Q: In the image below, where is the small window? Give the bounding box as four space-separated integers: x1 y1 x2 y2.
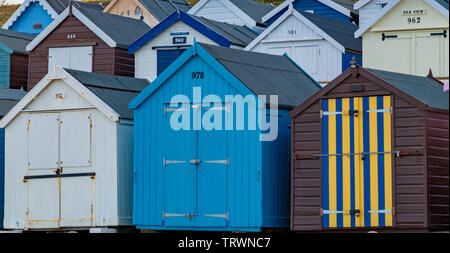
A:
134 6 142 16
33 23 43 30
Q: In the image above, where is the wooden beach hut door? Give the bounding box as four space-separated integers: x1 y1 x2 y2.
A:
25 112 94 229
163 103 228 227
321 96 393 229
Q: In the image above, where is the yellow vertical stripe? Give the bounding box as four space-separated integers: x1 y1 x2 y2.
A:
342 98 351 227
355 97 363 227
369 97 379 227
328 99 337 228
384 96 393 226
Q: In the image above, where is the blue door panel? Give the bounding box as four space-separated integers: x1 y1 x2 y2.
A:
157 49 186 76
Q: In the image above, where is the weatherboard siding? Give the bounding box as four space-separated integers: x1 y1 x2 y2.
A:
105 0 160 27
426 111 449 229
358 0 393 28
28 16 134 90
134 21 217 81
0 49 10 88
291 72 437 231
0 128 4 229
250 15 343 83
193 0 247 26
10 53 29 90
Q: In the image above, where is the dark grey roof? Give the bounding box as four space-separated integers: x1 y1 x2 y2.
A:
367 68 449 111
435 0 449 10
331 0 358 15
192 16 258 47
64 69 150 119
0 28 36 54
229 0 274 24
75 6 151 49
0 88 26 117
300 11 362 52
199 43 321 108
47 0 104 14
139 0 191 21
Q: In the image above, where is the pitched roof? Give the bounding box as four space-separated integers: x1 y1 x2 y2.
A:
0 88 27 117
139 0 191 21
300 10 361 52
200 43 321 108
48 0 104 14
367 68 448 111
65 69 150 119
128 10 258 53
435 0 449 10
0 28 36 54
228 0 274 24
26 4 151 51
76 6 151 49
331 0 358 15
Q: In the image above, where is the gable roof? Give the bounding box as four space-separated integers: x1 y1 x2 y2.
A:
188 0 274 26
2 0 103 30
129 42 321 110
246 8 361 52
0 88 27 118
262 0 352 24
128 10 258 54
290 65 448 118
355 0 449 37
26 4 150 51
0 66 149 127
0 28 36 54
65 69 150 120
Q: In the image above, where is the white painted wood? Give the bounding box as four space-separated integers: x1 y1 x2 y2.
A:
49 47 93 73
60 111 91 168
135 21 217 82
358 0 393 28
2 69 133 230
248 12 343 83
27 113 59 170
188 0 256 27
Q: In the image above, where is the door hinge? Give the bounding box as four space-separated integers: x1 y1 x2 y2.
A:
163 158 186 166
204 212 229 222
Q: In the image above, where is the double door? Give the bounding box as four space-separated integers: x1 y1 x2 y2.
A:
321 96 393 229
163 103 229 227
25 111 94 229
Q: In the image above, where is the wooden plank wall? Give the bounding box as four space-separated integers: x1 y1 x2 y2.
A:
10 53 28 90
426 111 449 229
291 73 433 231
28 16 134 90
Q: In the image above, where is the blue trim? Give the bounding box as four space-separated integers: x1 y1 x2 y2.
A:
136 225 262 232
152 45 191 49
362 96 371 227
336 98 343 227
170 32 189 36
129 42 254 110
0 41 13 55
349 98 355 228
283 53 322 88
322 99 329 228
128 10 230 54
377 96 386 227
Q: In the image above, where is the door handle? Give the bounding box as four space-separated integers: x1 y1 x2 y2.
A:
190 159 201 165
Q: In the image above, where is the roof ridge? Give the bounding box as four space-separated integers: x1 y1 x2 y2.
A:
215 56 305 74
196 17 247 45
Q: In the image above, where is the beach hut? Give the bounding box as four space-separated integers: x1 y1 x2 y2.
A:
129 42 320 231
290 64 449 232
0 66 149 232
246 5 362 85
262 0 359 26
354 0 449 82
0 88 27 230
128 10 258 82
25 3 150 90
2 0 103 34
0 29 35 91
187 0 274 30
103 0 191 27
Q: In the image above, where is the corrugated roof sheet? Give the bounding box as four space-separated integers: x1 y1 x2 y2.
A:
76 6 151 49
300 11 361 52
229 0 274 24
0 28 36 54
192 15 258 47
367 68 449 111
0 88 26 117
200 43 321 108
435 0 449 10
47 0 104 14
139 0 191 21
65 69 150 119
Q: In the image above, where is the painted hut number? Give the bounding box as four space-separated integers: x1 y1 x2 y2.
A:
407 17 421 24
288 30 297 35
192 72 204 79
67 34 76 39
